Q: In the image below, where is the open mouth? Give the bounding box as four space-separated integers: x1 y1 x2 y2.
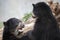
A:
17 25 25 34
17 27 24 36
18 28 23 30
18 29 23 32
16 24 25 35
17 30 23 35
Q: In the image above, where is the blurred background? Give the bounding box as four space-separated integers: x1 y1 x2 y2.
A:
0 0 60 21
0 0 60 28
0 0 60 40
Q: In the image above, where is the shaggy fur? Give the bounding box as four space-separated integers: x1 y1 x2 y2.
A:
2 18 30 40
32 2 60 40
2 2 60 40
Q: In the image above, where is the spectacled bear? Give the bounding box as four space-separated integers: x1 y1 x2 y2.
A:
2 2 60 40
32 2 60 40
3 18 31 40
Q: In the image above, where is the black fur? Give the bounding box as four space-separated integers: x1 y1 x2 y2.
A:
3 2 60 40
32 2 60 40
3 18 30 40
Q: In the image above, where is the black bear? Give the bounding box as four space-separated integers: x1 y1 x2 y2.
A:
3 18 30 40
2 2 60 40
32 2 60 40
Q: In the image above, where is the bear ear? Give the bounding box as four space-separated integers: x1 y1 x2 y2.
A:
3 22 7 26
32 4 35 7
